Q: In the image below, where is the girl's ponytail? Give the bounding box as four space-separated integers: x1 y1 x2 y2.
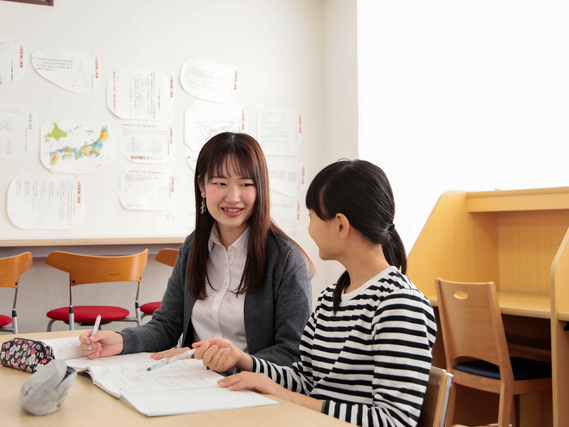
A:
383 226 406 274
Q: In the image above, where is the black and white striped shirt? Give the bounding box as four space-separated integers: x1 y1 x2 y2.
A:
251 266 436 427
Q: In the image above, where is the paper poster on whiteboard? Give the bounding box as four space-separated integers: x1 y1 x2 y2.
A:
267 160 307 197
184 101 246 153
0 38 26 91
119 121 174 163
169 212 195 229
257 108 302 156
0 104 38 159
32 49 100 94
270 193 301 238
107 68 174 120
180 60 238 104
120 167 174 211
7 175 84 229
186 150 198 172
40 120 114 173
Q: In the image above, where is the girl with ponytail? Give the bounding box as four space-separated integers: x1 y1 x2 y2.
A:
191 159 437 427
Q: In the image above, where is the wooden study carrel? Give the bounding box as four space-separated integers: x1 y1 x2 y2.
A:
406 186 569 427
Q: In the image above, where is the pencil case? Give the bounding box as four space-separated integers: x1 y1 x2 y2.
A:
0 338 56 373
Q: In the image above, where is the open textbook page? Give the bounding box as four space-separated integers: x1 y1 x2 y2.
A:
120 386 278 417
40 336 155 366
77 356 278 416
40 337 215 390
68 356 220 398
38 336 278 416
41 336 83 360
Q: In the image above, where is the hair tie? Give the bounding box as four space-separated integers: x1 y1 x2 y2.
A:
387 224 395 232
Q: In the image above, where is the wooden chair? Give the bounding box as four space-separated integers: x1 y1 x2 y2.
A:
417 366 453 427
140 248 179 319
435 278 552 427
45 249 148 331
0 252 33 334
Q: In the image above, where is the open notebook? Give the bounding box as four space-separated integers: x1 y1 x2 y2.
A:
41 336 278 417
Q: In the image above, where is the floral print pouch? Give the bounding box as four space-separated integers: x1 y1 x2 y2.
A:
0 338 55 373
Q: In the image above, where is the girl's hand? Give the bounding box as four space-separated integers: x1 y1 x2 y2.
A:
218 372 286 397
192 337 252 372
151 347 192 360
219 371 324 413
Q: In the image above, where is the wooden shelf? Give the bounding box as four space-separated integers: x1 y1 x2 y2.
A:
467 187 569 212
497 292 551 318
0 237 187 247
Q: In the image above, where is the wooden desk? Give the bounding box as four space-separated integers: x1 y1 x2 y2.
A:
0 331 349 427
407 187 569 427
426 291 551 319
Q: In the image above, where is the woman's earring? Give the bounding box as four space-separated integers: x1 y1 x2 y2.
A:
200 197 206 214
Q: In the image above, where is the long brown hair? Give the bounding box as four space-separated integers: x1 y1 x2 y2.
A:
189 132 310 299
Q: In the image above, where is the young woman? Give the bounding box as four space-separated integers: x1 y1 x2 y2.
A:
192 160 436 427
80 132 313 367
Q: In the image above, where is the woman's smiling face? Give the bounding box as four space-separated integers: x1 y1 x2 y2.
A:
200 159 257 245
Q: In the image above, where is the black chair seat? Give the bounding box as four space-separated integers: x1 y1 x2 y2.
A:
454 357 552 381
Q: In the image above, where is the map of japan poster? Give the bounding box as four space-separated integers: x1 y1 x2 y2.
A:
40 120 115 173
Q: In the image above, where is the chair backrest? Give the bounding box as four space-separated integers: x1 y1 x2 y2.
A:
46 250 148 286
0 252 33 289
155 248 178 268
417 366 453 427
435 278 512 378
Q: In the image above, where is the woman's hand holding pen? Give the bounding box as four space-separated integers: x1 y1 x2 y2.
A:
78 330 124 359
193 337 252 373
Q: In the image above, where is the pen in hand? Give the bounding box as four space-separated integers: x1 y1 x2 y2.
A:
147 349 196 372
87 315 101 352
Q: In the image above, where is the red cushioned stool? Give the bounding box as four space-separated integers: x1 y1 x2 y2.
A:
45 250 148 331
0 252 33 335
141 248 178 320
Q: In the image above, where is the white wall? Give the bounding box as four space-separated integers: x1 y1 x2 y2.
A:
0 0 360 333
317 0 360 291
358 1 569 253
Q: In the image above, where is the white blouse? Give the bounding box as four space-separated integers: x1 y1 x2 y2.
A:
191 225 248 352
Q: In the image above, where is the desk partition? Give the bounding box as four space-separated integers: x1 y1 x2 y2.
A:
551 228 569 427
407 186 569 427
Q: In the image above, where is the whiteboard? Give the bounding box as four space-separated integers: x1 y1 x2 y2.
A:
0 0 324 246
